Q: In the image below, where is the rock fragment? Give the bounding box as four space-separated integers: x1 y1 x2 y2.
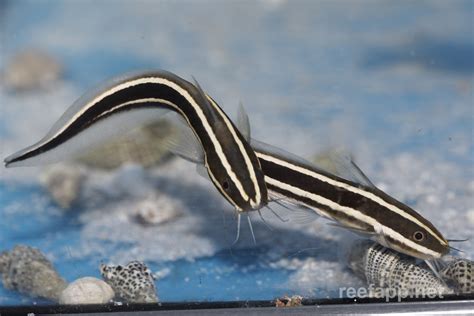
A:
134 194 183 226
39 163 85 209
275 295 303 307
77 120 175 169
2 50 62 91
0 245 67 301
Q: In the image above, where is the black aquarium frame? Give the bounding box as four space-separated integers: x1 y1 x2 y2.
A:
0 294 473 315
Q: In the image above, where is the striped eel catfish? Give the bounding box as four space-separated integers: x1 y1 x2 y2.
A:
252 140 449 260
4 70 268 212
204 97 449 261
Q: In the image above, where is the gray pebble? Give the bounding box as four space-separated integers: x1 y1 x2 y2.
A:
77 120 175 169
0 245 67 301
2 50 62 91
39 163 85 209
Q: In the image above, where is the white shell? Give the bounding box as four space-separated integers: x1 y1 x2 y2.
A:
134 194 182 225
59 277 114 305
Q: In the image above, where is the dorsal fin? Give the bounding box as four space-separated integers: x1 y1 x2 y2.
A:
251 138 318 168
236 102 251 142
313 148 375 188
252 138 375 188
191 76 219 122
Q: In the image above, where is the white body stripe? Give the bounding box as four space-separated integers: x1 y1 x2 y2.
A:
206 97 262 208
264 176 440 259
256 151 446 246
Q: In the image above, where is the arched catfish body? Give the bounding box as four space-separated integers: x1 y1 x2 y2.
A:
4 70 268 212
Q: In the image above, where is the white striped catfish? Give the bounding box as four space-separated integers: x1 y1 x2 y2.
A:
4 70 268 212
204 97 449 260
252 141 449 260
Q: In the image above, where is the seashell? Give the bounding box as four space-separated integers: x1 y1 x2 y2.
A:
101 261 158 303
39 163 85 209
76 119 175 169
59 277 114 305
0 245 67 301
134 194 183 226
346 240 452 297
2 50 62 91
440 258 473 294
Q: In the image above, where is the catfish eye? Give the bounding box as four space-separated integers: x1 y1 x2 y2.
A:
413 231 425 241
222 180 230 191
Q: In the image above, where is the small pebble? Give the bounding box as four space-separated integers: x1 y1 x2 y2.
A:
2 50 62 91
59 277 114 305
0 245 67 301
76 119 175 169
466 209 474 225
134 194 182 226
275 295 303 307
101 261 158 303
39 163 85 209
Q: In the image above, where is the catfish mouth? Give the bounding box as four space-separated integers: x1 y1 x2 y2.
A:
238 194 269 212
248 198 267 211
238 200 262 212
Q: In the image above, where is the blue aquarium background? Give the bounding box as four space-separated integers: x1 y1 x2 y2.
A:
0 0 472 304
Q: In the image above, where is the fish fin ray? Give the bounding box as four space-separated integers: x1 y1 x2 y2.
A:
251 138 317 168
314 148 375 188
196 163 210 180
328 222 375 237
269 194 320 225
163 114 205 164
236 102 251 142
191 76 219 122
5 108 167 167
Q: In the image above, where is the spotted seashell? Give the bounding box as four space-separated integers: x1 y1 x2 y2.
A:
101 261 158 303
440 258 473 294
0 245 67 301
347 240 452 297
59 277 114 305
